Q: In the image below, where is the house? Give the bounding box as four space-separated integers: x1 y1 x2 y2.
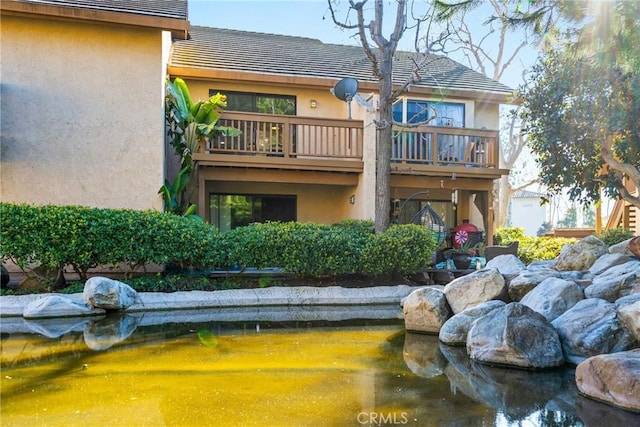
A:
507 190 547 236
0 0 189 210
168 27 512 243
1 0 512 246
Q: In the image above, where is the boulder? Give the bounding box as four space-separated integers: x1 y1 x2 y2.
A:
467 302 564 369
575 349 640 412
443 268 507 314
609 238 635 255
83 276 139 310
555 235 608 271
588 252 635 276
485 254 526 277
507 268 560 302
552 298 637 364
627 236 640 258
23 295 104 319
616 294 640 342
402 287 452 334
584 260 640 302
519 277 584 321
439 300 505 345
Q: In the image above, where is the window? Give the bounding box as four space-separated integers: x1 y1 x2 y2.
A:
209 194 296 231
209 90 296 116
393 100 465 127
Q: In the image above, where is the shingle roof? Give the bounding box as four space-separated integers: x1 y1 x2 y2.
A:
12 0 188 20
170 26 513 96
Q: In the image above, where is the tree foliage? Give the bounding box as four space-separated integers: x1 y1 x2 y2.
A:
520 1 640 209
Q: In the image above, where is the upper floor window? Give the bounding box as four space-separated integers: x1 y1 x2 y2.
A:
393 99 465 127
209 90 296 115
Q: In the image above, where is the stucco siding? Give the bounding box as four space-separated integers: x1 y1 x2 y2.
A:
203 180 361 224
1 15 165 210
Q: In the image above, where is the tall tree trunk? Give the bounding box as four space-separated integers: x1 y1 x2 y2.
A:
374 54 394 233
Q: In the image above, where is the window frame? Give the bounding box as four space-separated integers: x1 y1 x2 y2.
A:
208 90 297 116
393 98 466 127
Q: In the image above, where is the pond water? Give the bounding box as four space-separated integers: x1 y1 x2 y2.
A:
1 307 638 426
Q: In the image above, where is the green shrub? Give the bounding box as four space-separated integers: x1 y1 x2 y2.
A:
1 204 444 288
0 203 220 280
494 227 577 265
361 224 436 276
596 227 634 246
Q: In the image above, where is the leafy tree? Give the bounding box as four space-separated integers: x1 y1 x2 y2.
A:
536 221 552 236
583 206 595 228
433 0 592 227
557 206 577 228
520 1 640 211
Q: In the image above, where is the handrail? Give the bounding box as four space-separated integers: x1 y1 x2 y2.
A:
392 124 499 168
203 112 499 168
206 112 364 160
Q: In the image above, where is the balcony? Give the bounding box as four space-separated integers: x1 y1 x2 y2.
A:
194 112 501 177
391 124 502 178
194 112 364 173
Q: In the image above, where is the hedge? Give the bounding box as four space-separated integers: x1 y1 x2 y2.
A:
0 204 438 283
0 203 219 280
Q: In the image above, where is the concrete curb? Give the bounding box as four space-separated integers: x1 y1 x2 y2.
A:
0 285 421 318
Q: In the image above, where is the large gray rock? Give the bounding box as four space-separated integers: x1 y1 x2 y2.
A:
403 287 452 334
23 295 104 319
575 349 640 412
439 300 505 345
443 268 507 314
83 277 139 310
519 277 584 321
507 268 560 302
584 260 640 302
555 235 608 271
467 302 564 369
552 298 637 364
608 237 635 255
588 252 635 276
616 294 640 341
484 254 526 277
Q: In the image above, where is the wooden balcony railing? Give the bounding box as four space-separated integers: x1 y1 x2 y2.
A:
205 112 363 160
392 125 499 168
204 113 499 168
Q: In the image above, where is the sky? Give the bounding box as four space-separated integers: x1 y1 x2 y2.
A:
187 0 538 89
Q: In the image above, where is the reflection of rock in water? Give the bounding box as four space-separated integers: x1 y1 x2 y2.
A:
403 333 447 378
25 317 92 338
84 314 139 350
576 394 640 426
441 341 582 424
468 362 572 422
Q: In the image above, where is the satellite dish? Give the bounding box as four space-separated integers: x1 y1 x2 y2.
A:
333 77 359 119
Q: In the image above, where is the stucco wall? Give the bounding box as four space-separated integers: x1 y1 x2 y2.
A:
204 181 358 224
1 15 165 210
509 198 547 236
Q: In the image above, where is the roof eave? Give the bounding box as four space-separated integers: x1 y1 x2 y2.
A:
1 0 190 39
168 65 516 104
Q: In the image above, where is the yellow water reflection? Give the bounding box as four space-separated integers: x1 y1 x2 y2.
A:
2 324 415 426
0 320 607 426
